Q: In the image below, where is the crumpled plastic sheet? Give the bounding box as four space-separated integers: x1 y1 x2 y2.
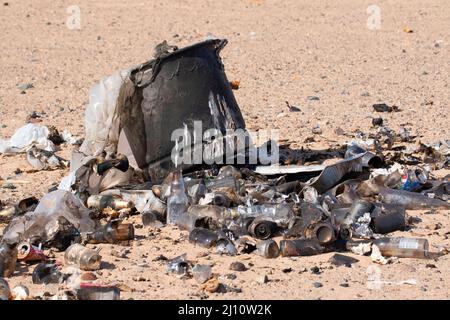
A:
58 152 132 197
79 68 131 158
0 124 55 154
2 190 95 245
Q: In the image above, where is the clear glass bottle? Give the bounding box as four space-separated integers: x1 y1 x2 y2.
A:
373 237 429 259
84 221 134 244
166 170 189 225
64 243 102 271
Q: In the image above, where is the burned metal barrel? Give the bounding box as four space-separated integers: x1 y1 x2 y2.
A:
120 39 246 182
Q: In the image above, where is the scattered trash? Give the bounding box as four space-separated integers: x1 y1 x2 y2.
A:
1 38 448 300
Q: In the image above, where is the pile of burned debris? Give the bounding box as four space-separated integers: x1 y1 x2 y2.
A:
0 39 449 300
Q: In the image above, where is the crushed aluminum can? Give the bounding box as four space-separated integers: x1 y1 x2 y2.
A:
17 242 46 263
401 168 427 192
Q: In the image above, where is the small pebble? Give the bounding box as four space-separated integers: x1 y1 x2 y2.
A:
310 266 321 275
230 262 247 272
312 125 322 135
2 183 16 189
372 117 383 126
258 275 269 284
313 282 323 288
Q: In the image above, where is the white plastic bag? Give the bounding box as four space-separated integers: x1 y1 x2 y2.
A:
80 68 131 157
0 124 55 154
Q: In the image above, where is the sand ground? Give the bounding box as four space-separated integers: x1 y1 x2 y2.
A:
1 0 449 300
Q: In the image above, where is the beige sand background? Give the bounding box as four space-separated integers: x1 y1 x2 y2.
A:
1 0 449 299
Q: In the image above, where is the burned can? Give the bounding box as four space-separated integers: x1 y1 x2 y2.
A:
32 263 63 284
141 210 164 227
17 197 39 213
213 192 233 207
172 213 213 232
0 278 10 300
77 283 120 300
84 220 134 244
217 165 243 180
17 242 46 263
370 206 406 234
256 240 280 259
279 239 325 257
189 228 219 248
144 195 167 220
312 222 336 245
338 225 353 241
96 154 129 176
87 195 133 210
248 219 278 240
344 200 374 225
64 244 102 271
401 168 427 192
